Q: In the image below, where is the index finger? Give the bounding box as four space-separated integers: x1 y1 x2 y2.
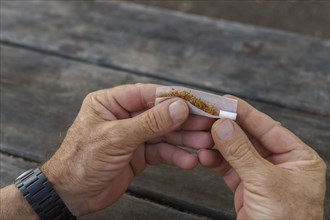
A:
88 83 160 120
109 83 160 112
226 95 305 154
110 84 214 129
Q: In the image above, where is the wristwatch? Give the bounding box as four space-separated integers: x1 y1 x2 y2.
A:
15 168 76 220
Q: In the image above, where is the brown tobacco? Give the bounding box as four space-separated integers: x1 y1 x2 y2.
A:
158 90 219 116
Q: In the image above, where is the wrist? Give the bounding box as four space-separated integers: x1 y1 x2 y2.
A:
0 184 39 220
41 157 87 217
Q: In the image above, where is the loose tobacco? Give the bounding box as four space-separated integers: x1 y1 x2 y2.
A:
158 89 219 116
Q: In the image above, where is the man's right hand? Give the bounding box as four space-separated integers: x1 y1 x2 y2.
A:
198 96 327 219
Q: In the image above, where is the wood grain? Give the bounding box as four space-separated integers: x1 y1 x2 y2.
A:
0 1 329 114
1 44 329 218
0 153 208 220
0 154 36 187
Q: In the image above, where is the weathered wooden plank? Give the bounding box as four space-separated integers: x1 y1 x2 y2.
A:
81 193 209 220
0 1 329 114
0 153 208 220
1 45 329 218
0 154 36 187
0 47 158 162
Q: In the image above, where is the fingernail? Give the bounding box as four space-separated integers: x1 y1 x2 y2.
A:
216 120 234 140
169 100 187 123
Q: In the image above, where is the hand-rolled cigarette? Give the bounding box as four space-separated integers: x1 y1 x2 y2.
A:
155 86 238 120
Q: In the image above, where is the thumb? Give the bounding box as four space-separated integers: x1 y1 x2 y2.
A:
120 99 189 145
211 119 269 181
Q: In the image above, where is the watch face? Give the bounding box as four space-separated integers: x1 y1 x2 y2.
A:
16 168 34 181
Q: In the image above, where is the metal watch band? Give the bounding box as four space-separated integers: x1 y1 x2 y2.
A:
15 168 76 220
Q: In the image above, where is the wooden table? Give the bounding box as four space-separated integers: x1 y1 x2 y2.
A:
1 1 329 219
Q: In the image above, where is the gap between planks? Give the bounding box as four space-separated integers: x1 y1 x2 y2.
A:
0 150 38 165
1 40 326 117
128 185 235 220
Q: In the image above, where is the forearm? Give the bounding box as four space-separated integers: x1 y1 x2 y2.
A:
0 184 39 220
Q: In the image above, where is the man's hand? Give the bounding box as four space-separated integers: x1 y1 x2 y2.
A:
198 97 327 219
41 84 214 217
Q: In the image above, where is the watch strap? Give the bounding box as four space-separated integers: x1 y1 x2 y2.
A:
15 168 76 220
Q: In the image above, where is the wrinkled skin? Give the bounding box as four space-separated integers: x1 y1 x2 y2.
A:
41 84 215 216
198 96 327 219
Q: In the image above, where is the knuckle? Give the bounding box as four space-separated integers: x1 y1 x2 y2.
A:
225 137 251 163
80 91 112 122
83 92 98 106
274 120 282 126
134 83 144 88
83 92 106 114
85 92 96 100
144 111 162 134
143 109 170 134
320 159 327 173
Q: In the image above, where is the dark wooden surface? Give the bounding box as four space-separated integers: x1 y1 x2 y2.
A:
0 1 329 219
1 1 329 115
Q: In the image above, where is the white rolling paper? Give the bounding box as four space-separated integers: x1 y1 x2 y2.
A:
155 86 238 120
